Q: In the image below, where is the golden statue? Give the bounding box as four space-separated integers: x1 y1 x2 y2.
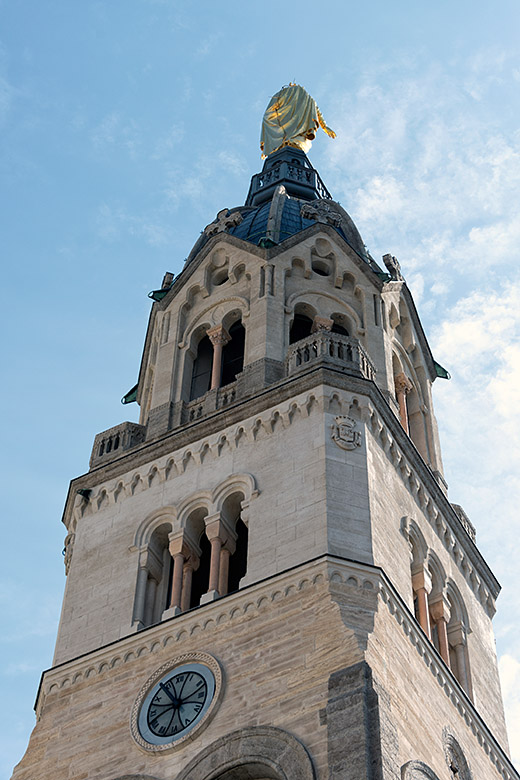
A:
260 83 336 158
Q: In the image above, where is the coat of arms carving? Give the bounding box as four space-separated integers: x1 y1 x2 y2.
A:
331 415 361 450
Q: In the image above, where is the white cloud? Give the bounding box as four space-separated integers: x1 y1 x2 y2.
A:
498 654 520 768
322 60 520 286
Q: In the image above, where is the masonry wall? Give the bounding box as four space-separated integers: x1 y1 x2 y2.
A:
14 559 515 780
54 387 339 665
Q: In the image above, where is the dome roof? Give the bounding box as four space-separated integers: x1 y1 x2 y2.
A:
184 147 382 272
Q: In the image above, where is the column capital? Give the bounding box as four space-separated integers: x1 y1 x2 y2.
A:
168 530 200 559
207 324 231 347
311 315 334 333
395 372 413 395
428 594 451 623
204 513 236 548
411 566 432 595
447 620 467 646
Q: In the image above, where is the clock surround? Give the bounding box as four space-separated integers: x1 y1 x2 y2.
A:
130 652 223 752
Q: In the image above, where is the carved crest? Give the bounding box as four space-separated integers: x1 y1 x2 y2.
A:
204 209 243 237
331 415 361 450
301 200 342 227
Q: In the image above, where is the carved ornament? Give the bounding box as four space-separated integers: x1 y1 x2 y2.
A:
204 209 243 237
331 415 362 450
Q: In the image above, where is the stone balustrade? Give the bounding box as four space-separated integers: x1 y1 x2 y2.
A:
90 421 146 468
285 332 376 382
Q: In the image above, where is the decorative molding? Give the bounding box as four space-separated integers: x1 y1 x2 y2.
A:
401 760 441 780
204 208 243 237
175 725 316 780
301 200 342 227
331 415 362 450
72 389 328 526
442 729 473 780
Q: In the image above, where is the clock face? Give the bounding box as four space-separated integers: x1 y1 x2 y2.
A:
137 662 216 746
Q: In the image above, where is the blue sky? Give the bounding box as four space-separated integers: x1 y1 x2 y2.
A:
2 0 520 775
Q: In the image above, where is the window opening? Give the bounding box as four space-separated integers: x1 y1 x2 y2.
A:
289 313 313 344
331 322 348 336
221 321 245 386
190 335 213 400
190 533 211 608
228 518 248 593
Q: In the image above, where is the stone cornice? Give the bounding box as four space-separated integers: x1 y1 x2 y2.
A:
37 555 518 780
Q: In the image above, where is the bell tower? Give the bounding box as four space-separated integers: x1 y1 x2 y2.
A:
12 90 519 780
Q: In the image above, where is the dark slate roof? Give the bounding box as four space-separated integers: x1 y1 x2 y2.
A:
229 198 317 245
184 148 382 270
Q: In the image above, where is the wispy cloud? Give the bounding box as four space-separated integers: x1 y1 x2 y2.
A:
499 654 520 767
324 56 520 767
91 111 141 158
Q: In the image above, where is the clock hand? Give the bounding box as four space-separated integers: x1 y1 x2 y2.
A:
159 682 179 707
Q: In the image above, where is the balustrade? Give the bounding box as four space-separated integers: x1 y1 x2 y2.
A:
285 332 375 381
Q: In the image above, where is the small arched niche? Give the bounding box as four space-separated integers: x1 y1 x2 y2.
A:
289 303 316 344
311 256 331 276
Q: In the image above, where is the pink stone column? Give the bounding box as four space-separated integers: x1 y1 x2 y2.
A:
207 325 231 391
169 552 185 610
429 597 451 667
180 561 194 612
218 547 232 597
395 372 412 434
208 537 223 593
412 568 432 640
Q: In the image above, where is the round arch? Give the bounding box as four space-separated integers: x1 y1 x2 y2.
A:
401 760 441 779
175 726 316 780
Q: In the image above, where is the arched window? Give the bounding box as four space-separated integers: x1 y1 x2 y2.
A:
221 320 245 387
290 313 313 344
190 334 213 400
446 587 472 696
220 492 249 595
133 523 173 630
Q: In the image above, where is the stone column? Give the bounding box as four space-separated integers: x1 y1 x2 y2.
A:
207 325 231 390
218 534 236 597
169 552 185 610
201 513 234 604
180 555 200 612
411 567 432 640
429 596 451 667
132 562 149 629
144 577 157 626
448 622 470 693
162 532 199 619
218 548 232 596
395 372 413 434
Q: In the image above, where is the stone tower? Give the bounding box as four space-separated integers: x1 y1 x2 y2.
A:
11 145 519 780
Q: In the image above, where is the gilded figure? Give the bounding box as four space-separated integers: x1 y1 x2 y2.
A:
260 83 336 158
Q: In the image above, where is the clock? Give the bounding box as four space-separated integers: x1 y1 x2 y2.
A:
130 653 223 752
